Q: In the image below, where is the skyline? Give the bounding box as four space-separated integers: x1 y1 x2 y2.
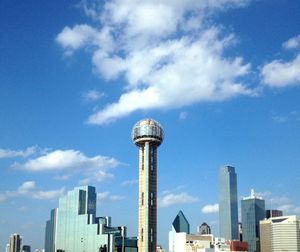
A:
1 0 300 250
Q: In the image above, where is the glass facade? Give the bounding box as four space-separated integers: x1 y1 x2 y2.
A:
55 186 109 252
172 211 190 233
45 208 57 252
266 209 283 219
132 119 164 144
45 186 137 252
219 166 238 240
22 245 31 252
241 196 265 252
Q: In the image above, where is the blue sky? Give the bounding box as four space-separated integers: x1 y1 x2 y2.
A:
1 0 300 250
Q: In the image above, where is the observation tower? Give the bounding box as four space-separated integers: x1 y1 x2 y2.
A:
132 119 164 252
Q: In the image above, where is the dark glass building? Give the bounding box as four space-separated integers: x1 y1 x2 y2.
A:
45 208 57 252
22 245 31 252
219 166 239 240
266 209 283 219
197 222 211 235
241 189 265 252
172 210 190 233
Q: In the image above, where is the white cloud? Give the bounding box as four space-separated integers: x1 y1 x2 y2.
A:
276 204 300 214
2 181 37 198
201 203 219 214
97 192 125 202
256 191 290 206
179 111 188 120
32 188 65 200
272 111 300 124
82 90 104 102
258 191 300 215
54 174 71 181
158 192 198 208
13 149 120 185
121 179 138 186
0 181 65 201
56 24 115 56
278 204 294 212
18 181 36 194
15 149 114 171
283 34 300 50
267 196 291 206
16 149 119 171
19 206 28 212
79 170 114 185
56 25 98 52
261 54 300 87
0 146 37 159
272 115 288 124
57 0 254 125
0 193 6 201
293 207 300 214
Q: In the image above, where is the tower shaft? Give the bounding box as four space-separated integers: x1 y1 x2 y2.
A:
138 142 157 252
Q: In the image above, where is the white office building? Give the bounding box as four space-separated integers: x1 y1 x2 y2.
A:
260 215 300 252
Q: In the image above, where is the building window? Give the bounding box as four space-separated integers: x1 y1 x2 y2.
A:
150 147 154 171
150 192 153 206
141 147 144 170
142 192 144 206
150 228 153 243
141 228 144 242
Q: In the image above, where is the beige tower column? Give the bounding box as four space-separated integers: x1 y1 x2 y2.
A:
132 119 163 252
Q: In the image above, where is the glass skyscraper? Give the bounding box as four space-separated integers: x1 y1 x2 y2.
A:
219 165 238 240
45 185 137 252
169 210 190 252
45 208 57 252
172 210 190 234
241 189 265 252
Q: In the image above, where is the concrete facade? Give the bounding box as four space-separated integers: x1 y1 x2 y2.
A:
260 215 300 252
132 119 163 252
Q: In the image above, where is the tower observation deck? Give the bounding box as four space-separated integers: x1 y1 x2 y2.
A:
132 119 164 252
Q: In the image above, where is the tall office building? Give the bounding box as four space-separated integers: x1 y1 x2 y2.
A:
219 165 239 240
260 215 300 252
54 186 109 252
266 209 283 219
45 185 137 252
44 208 57 252
241 189 265 252
6 244 10 252
22 245 31 252
9 233 22 252
197 222 211 235
132 119 164 252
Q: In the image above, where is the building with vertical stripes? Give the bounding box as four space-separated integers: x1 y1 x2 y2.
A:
132 119 164 252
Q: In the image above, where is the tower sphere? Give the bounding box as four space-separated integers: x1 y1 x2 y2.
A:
132 118 164 146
